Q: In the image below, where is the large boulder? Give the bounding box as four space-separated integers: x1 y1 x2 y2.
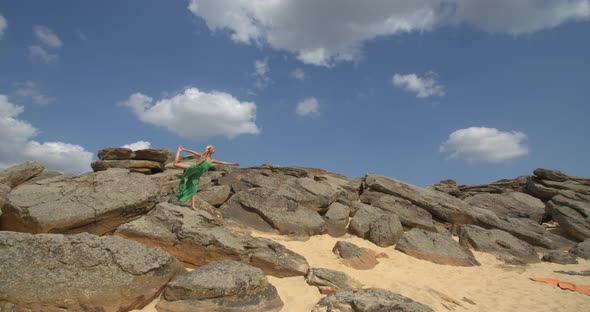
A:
541 251 578 265
395 228 480 266
546 194 590 241
274 177 343 212
312 288 434 312
156 260 283 312
458 225 540 264
463 192 545 223
525 168 590 201
97 147 133 160
427 179 460 197
367 214 404 247
305 268 363 295
372 194 436 231
323 202 350 237
0 161 44 189
197 184 232 207
349 204 382 238
569 239 590 259
1 169 160 234
332 241 382 270
0 231 182 311
132 148 173 163
115 203 309 277
91 159 164 174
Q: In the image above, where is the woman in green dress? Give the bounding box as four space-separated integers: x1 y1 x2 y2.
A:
173 144 239 213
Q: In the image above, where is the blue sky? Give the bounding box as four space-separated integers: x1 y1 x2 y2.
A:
1 1 589 186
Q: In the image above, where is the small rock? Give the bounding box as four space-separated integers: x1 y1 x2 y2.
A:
542 251 578 265
305 268 363 294
312 288 434 312
332 241 380 270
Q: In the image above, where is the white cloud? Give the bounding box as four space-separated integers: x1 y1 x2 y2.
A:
0 13 7 38
188 0 590 66
254 58 270 89
29 45 59 64
296 97 320 117
33 25 62 49
122 87 260 139
440 127 528 164
121 141 152 151
290 68 305 80
392 72 445 98
14 81 55 105
0 94 92 173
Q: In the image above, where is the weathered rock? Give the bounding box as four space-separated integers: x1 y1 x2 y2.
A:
133 148 172 163
349 204 383 238
18 169 71 186
91 159 164 173
0 231 182 311
395 228 480 266
332 241 381 270
542 251 578 265
198 185 232 207
367 214 404 247
312 288 434 312
373 194 436 231
464 192 545 223
97 147 133 160
525 168 590 201
219 187 326 236
364 173 476 224
275 177 343 212
457 176 529 198
0 169 160 234
156 260 283 312
427 179 460 196
0 161 44 189
324 202 350 237
458 225 540 264
569 239 590 259
305 268 363 295
115 203 309 277
546 195 590 241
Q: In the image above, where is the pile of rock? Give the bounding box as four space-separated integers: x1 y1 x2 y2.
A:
91 147 173 174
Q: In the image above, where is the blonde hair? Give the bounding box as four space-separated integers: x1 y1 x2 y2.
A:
199 145 214 161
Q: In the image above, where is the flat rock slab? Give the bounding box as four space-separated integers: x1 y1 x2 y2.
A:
115 203 309 278
332 241 384 270
458 225 540 264
1 169 160 234
0 231 182 311
91 159 164 173
396 228 480 266
312 288 434 312
156 260 283 312
546 195 590 241
0 161 44 189
132 148 173 163
464 192 545 223
542 251 578 265
98 147 134 160
305 268 363 295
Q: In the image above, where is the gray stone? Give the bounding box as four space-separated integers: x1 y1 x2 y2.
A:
0 169 160 234
332 241 380 270
427 179 460 197
458 225 540 264
395 228 480 266
0 231 182 311
546 195 590 241
464 192 545 223
156 260 283 312
367 214 404 247
305 268 363 295
542 251 578 265
312 288 434 312
274 177 343 212
91 159 164 173
349 204 383 238
457 176 529 198
115 203 309 277
132 148 172 163
569 239 590 259
97 147 133 160
198 184 232 207
0 161 44 189
373 194 436 231
324 202 350 237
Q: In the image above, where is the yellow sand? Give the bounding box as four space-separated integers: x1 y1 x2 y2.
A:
135 232 590 312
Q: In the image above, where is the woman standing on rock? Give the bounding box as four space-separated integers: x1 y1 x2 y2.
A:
173 144 239 216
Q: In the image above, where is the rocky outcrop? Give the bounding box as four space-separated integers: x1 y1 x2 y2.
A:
92 147 172 174
0 231 182 311
546 194 590 241
372 194 436 231
115 203 309 277
312 288 434 312
395 228 480 266
569 239 590 259
463 192 545 223
332 241 384 270
427 179 460 196
0 161 44 189
458 225 540 264
456 176 529 198
542 251 578 265
305 268 363 295
0 168 160 234
156 260 283 312
526 168 590 201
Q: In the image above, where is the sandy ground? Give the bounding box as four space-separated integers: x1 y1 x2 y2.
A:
135 232 590 312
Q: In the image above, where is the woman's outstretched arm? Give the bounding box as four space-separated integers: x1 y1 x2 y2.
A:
182 147 202 157
212 159 240 166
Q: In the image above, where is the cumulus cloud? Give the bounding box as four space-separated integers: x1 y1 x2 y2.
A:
0 94 92 173
33 25 63 49
29 45 59 63
0 13 7 38
392 72 445 98
188 0 590 66
121 141 152 150
290 68 305 80
440 127 528 164
296 97 320 117
14 81 55 105
122 87 260 139
254 58 270 89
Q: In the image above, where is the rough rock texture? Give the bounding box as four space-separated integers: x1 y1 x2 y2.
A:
526 168 590 201
132 148 173 163
305 268 363 295
464 192 546 223
0 161 44 189
427 179 460 197
457 176 529 198
115 203 309 277
0 231 182 311
367 214 404 247
219 187 326 236
97 147 134 160
372 194 436 231
274 177 343 212
396 228 480 266
1 169 160 234
332 241 381 270
198 185 232 207
349 204 383 238
546 194 590 241
542 251 578 265
324 202 350 237
312 288 434 312
458 225 540 264
94 148 172 174
569 239 590 259
156 260 283 312
91 159 164 174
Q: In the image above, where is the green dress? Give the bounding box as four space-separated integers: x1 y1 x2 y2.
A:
176 159 213 202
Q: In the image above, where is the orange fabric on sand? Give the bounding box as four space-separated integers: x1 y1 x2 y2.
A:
530 278 590 296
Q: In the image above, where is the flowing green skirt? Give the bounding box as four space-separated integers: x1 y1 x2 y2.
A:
176 160 212 202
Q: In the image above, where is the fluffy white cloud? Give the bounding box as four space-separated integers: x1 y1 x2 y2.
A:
122 87 260 139
188 0 590 66
296 97 320 117
0 14 7 38
392 72 445 98
440 127 528 164
254 58 270 89
14 81 55 105
29 45 59 63
290 68 305 80
0 95 92 173
33 25 62 49
121 141 152 150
